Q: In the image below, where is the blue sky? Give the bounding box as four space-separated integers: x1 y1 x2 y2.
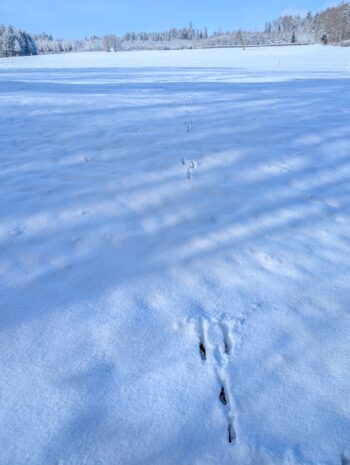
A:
0 0 331 38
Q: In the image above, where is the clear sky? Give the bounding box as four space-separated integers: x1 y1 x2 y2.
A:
0 0 332 39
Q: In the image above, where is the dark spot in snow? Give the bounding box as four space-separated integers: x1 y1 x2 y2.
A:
219 386 227 406
199 342 206 361
228 423 236 444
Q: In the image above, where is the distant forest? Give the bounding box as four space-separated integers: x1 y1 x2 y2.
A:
1 1 350 57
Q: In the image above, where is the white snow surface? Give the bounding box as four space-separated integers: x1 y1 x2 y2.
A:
1 45 350 465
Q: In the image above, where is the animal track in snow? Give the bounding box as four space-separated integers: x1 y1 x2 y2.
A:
10 227 24 237
228 419 236 444
181 159 198 179
178 304 263 445
219 385 228 406
182 95 198 178
196 317 207 361
218 321 232 355
184 119 193 132
199 342 207 361
215 372 236 445
181 315 238 445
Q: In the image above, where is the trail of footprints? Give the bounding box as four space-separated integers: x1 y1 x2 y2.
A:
182 95 199 180
190 317 238 445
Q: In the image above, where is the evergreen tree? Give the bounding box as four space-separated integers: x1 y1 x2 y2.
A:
0 24 37 57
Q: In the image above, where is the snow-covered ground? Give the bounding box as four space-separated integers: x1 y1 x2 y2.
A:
1 45 350 465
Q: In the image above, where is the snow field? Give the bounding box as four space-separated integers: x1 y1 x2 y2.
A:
0 45 350 464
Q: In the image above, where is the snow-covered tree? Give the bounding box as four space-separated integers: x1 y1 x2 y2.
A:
0 24 37 57
3 1 349 57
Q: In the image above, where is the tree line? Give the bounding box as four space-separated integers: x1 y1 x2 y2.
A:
0 24 37 57
1 2 350 57
264 2 350 45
